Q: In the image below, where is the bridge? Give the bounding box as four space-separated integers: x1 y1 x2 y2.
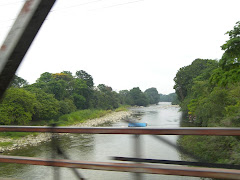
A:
0 1 240 179
0 126 240 179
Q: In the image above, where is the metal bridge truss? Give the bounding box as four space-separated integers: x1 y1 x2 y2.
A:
1 0 240 179
0 126 240 179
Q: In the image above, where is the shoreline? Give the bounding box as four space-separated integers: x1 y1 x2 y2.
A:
0 110 132 153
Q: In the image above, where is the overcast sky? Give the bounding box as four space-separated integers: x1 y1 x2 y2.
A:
1 0 240 94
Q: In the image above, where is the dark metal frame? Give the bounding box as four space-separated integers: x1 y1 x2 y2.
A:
0 0 56 99
1 126 240 135
1 1 240 179
0 126 240 179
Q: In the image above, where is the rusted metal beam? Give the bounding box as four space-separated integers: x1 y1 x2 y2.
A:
0 126 240 136
0 155 240 179
0 0 56 99
113 156 240 170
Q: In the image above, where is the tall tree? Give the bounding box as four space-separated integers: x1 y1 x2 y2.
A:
93 84 119 109
159 93 178 104
129 87 149 106
0 88 37 125
210 21 240 86
144 87 160 104
220 21 240 69
119 90 130 105
174 59 218 102
72 78 92 109
25 88 60 121
36 72 53 83
10 75 28 88
75 70 94 88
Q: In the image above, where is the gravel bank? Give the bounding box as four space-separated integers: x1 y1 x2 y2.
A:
0 111 132 153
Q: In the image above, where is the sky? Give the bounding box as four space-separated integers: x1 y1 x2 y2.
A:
0 0 240 94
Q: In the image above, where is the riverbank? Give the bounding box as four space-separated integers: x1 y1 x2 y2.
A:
0 110 132 153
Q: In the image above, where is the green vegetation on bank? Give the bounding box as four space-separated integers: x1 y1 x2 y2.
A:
0 108 123 139
57 109 112 126
0 142 14 147
0 70 161 127
115 105 130 112
0 132 38 139
0 68 161 139
178 135 240 164
174 21 240 164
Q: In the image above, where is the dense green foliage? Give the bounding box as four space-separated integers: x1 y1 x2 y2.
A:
159 93 179 104
0 71 161 126
0 88 37 125
144 88 160 104
10 75 28 88
219 21 240 70
174 59 218 102
128 87 148 106
175 21 240 165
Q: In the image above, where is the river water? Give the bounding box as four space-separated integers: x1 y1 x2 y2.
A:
0 102 201 180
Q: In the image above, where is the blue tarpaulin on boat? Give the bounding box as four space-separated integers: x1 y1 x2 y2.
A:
128 123 147 127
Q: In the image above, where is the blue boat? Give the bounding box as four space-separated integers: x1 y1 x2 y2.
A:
128 122 147 127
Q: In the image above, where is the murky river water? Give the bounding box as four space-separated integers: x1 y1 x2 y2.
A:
0 102 201 180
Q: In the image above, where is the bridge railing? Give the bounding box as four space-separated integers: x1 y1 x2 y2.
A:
0 126 240 180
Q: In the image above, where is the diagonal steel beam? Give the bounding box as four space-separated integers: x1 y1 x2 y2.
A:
0 0 56 100
0 155 240 179
113 156 240 170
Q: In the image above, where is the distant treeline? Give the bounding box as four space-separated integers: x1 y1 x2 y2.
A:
159 93 179 104
175 21 240 165
0 70 161 125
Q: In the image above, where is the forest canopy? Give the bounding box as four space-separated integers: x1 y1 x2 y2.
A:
174 21 240 165
174 21 240 126
0 70 162 125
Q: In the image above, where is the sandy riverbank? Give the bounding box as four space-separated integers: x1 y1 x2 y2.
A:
0 110 132 153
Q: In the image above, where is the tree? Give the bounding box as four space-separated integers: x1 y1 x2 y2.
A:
73 79 89 95
210 68 240 87
53 72 73 81
174 59 218 102
144 88 160 104
36 72 53 83
174 22 240 166
75 70 94 88
47 80 68 100
25 88 60 121
129 87 149 106
10 75 28 88
72 78 92 109
220 21 240 69
119 90 130 105
32 70 95 109
210 22 240 86
59 98 77 115
61 71 73 77
92 84 119 110
159 93 179 104
73 93 86 109
0 88 37 125
91 90 110 109
194 87 231 126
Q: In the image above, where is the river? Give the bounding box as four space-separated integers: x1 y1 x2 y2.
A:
0 102 201 180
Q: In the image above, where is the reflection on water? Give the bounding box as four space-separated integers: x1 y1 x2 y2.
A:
0 102 201 180
59 134 95 154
